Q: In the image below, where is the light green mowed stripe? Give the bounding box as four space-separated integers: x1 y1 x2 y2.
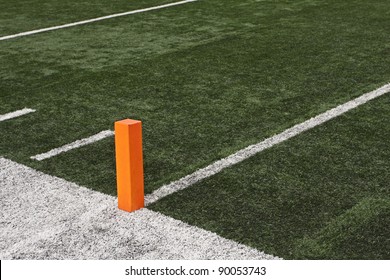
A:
294 197 390 259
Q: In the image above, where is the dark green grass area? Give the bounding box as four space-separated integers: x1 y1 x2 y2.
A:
150 95 390 259
0 0 175 36
1 0 390 195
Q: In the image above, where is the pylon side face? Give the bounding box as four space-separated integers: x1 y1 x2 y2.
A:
115 119 144 212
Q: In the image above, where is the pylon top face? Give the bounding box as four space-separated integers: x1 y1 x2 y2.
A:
117 119 141 126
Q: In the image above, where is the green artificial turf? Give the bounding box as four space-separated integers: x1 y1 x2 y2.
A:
150 95 390 259
0 0 175 36
294 197 390 259
1 0 390 196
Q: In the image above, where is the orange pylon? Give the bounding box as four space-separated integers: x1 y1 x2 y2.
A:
115 119 144 212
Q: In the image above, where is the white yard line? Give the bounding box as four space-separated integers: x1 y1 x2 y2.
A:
0 157 278 260
0 0 198 41
145 83 390 205
0 108 35 122
30 130 114 161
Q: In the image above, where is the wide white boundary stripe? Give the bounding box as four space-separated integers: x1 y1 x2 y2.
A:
0 108 36 122
31 130 114 161
145 83 390 205
0 157 278 259
0 0 198 41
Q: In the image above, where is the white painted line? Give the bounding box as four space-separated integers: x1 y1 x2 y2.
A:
31 130 114 161
0 157 279 259
145 83 390 205
0 108 36 122
0 0 198 41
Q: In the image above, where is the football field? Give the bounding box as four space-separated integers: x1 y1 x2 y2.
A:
1 0 389 259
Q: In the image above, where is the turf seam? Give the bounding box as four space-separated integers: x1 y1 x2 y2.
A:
145 83 390 205
0 0 198 41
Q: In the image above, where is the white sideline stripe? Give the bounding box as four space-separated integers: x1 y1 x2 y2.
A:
31 130 114 161
0 108 35 122
0 157 279 259
0 0 198 41
145 83 390 205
